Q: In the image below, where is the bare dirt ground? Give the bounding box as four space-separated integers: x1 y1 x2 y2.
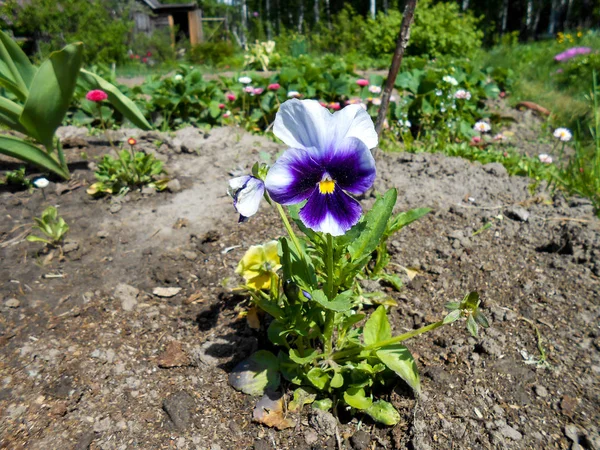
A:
0 115 599 449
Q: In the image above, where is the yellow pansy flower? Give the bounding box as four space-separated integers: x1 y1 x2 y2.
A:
236 241 281 290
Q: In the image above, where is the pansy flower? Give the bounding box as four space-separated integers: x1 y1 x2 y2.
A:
265 99 377 236
236 241 281 290
228 175 265 222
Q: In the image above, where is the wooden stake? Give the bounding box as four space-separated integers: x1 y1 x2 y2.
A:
374 0 418 138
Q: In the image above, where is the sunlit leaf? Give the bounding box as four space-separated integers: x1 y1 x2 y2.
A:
343 387 373 410
229 350 280 396
365 400 401 425
376 344 421 392
363 305 391 347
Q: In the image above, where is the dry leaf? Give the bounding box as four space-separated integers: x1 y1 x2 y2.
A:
253 392 295 430
246 306 261 330
183 291 203 305
157 341 190 368
404 266 422 281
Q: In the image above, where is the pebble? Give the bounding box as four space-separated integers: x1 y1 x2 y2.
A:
109 203 122 214
309 409 337 437
504 206 530 222
499 424 523 441
62 241 79 254
5 298 20 308
114 283 139 311
97 230 109 238
183 251 198 261
163 390 196 431
350 430 371 450
534 384 548 398
304 429 318 445
93 417 111 433
167 178 182 193
565 424 581 443
153 287 182 298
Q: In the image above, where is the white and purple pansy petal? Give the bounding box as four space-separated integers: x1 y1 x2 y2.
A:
322 137 376 195
273 99 331 151
330 104 379 150
228 175 265 222
265 146 323 205
299 188 362 236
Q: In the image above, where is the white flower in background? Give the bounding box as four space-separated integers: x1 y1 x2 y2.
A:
174 74 183 81
372 98 381 106
223 110 232 118
435 89 443 96
440 107 446 113
33 178 49 189
368 85 382 94
244 86 255 93
473 121 491 133
553 127 572 142
287 91 301 98
538 154 553 164
398 119 411 129
454 89 471 100
238 76 252 84
443 75 458 86
228 175 265 221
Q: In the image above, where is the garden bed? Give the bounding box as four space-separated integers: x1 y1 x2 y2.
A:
0 125 599 449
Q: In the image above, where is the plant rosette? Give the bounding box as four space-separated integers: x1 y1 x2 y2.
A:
227 99 488 426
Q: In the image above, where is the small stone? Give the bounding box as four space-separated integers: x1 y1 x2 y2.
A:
114 283 139 311
561 395 578 415
499 424 523 441
565 424 581 443
105 349 116 364
93 417 111 433
141 186 156 196
253 438 272 450
304 429 319 445
183 251 197 261
504 206 530 222
163 391 196 431
62 241 79 254
5 298 20 308
167 178 182 193
153 287 182 298
479 338 503 357
96 230 109 239
309 409 337 437
157 341 190 368
109 203 122 214
350 430 371 450
534 385 548 398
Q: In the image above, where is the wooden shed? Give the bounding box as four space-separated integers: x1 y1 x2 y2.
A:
134 0 203 46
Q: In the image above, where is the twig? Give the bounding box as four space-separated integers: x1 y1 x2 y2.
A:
375 0 418 138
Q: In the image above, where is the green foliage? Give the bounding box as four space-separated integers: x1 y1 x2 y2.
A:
190 41 237 67
233 188 485 424
26 206 69 247
362 1 483 58
2 0 131 65
2 167 32 189
87 149 168 197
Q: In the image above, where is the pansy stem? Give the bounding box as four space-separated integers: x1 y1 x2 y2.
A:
274 203 305 260
323 233 336 355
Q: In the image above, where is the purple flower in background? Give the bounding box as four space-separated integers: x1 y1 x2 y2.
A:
265 99 378 236
253 11 259 18
228 176 265 222
554 47 592 62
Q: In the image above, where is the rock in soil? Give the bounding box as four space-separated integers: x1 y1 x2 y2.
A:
162 390 196 431
309 409 337 437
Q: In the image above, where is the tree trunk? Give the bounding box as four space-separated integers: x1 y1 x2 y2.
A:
266 0 272 39
374 0 418 138
325 0 331 30
501 0 509 34
370 0 376 19
548 0 559 35
383 0 389 13
314 0 319 25
533 0 542 36
462 0 469 11
241 0 248 48
526 0 534 35
565 0 574 29
298 0 304 33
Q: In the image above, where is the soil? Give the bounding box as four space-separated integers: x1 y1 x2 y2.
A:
1 117 599 450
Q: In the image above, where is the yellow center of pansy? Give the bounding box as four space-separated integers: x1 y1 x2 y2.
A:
318 175 335 195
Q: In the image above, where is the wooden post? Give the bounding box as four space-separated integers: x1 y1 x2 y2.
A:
168 15 175 48
188 9 203 45
374 0 418 138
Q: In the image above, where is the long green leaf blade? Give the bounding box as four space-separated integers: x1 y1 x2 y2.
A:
376 344 421 392
348 188 397 260
363 305 391 346
0 96 27 134
0 135 69 179
79 69 152 130
0 30 35 100
20 43 84 150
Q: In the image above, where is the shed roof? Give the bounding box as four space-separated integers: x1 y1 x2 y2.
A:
139 0 197 12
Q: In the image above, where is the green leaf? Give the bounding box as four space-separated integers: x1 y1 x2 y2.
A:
26 235 51 245
0 135 68 179
466 314 478 338
376 344 421 392
343 387 373 410
0 96 27 134
307 367 329 390
379 273 403 291
443 309 461 325
313 398 333 411
267 320 288 347
473 310 490 329
79 69 152 130
462 292 480 311
289 348 319 365
365 400 401 425
363 305 391 346
228 350 280 396
278 351 304 385
387 208 431 235
349 188 397 261
330 372 344 388
288 387 317 411
0 30 36 100
445 301 460 311
20 43 83 150
312 289 353 312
